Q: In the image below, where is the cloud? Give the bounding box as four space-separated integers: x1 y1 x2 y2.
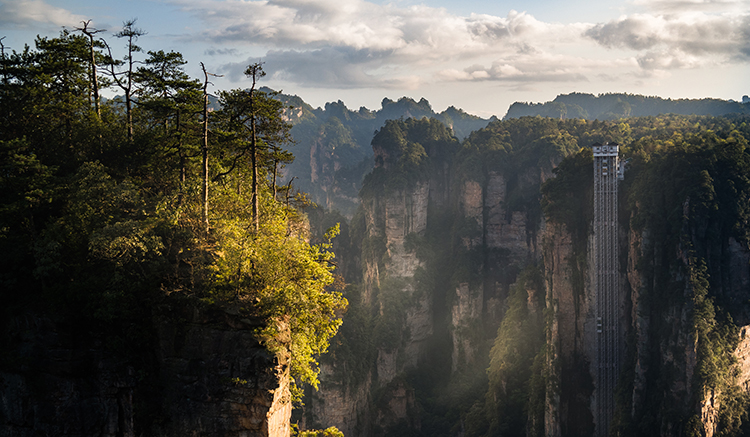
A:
586 12 750 66
175 0 595 87
0 0 86 28
631 0 750 14
172 0 750 90
175 0 404 50
221 46 423 89
436 53 632 84
205 47 240 57
175 0 580 56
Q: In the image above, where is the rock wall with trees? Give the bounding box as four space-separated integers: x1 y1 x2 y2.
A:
0 27 345 436
304 114 750 437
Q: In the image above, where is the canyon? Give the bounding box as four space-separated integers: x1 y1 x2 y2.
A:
299 114 750 437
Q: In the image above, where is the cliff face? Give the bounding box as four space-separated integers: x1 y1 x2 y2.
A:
304 115 750 437
540 141 750 437
304 118 552 436
624 230 750 437
0 302 291 437
541 221 598 437
539 210 750 437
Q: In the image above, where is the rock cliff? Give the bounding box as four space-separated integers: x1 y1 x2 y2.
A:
0 301 291 437
539 141 750 437
306 114 750 437
303 117 556 437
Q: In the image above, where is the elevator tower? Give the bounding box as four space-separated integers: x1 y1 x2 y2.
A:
593 142 621 437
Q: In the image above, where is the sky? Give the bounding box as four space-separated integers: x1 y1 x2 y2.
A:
1 0 749 118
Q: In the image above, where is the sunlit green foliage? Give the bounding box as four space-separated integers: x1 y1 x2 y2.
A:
0 29 346 407
297 426 345 437
207 189 346 389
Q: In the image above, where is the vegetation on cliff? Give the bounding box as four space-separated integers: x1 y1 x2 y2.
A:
622 125 750 436
465 265 546 437
535 114 750 437
0 27 346 426
360 117 459 197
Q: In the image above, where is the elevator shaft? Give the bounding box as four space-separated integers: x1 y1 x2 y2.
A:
593 142 621 437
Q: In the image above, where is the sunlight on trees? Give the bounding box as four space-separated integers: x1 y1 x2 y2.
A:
0 25 346 396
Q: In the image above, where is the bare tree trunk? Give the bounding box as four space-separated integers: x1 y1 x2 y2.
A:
126 92 133 141
244 63 265 232
1 38 8 126
177 108 186 207
251 96 259 232
272 158 278 202
91 42 100 118
201 62 210 235
76 20 103 119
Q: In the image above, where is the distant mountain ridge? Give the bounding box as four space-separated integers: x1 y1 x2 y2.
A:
504 92 750 120
263 89 749 215
263 88 492 215
266 88 493 140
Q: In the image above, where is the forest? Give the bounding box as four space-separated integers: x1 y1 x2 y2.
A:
3 25 750 437
0 26 347 435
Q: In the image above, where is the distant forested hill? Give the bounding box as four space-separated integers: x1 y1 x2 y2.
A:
271 89 750 216
505 92 750 120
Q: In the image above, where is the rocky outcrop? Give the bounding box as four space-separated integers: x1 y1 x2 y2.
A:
302 365 372 437
383 182 428 279
542 222 596 437
359 182 429 305
0 302 291 437
486 172 532 258
450 282 483 372
0 315 137 437
153 304 291 437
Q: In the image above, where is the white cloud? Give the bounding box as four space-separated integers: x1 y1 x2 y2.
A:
631 0 750 14
0 0 86 28
176 0 582 57
438 53 637 84
586 11 750 66
172 0 750 90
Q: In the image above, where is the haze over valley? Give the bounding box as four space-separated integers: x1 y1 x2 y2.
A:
2 1 750 436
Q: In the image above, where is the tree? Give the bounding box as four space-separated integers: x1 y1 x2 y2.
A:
135 50 202 199
246 62 265 231
253 89 294 200
0 31 94 164
104 19 146 142
199 62 221 234
213 65 293 230
75 20 105 119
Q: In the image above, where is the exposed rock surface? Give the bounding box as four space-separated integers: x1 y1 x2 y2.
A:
307 147 549 436
542 206 750 437
542 222 596 437
0 302 291 437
